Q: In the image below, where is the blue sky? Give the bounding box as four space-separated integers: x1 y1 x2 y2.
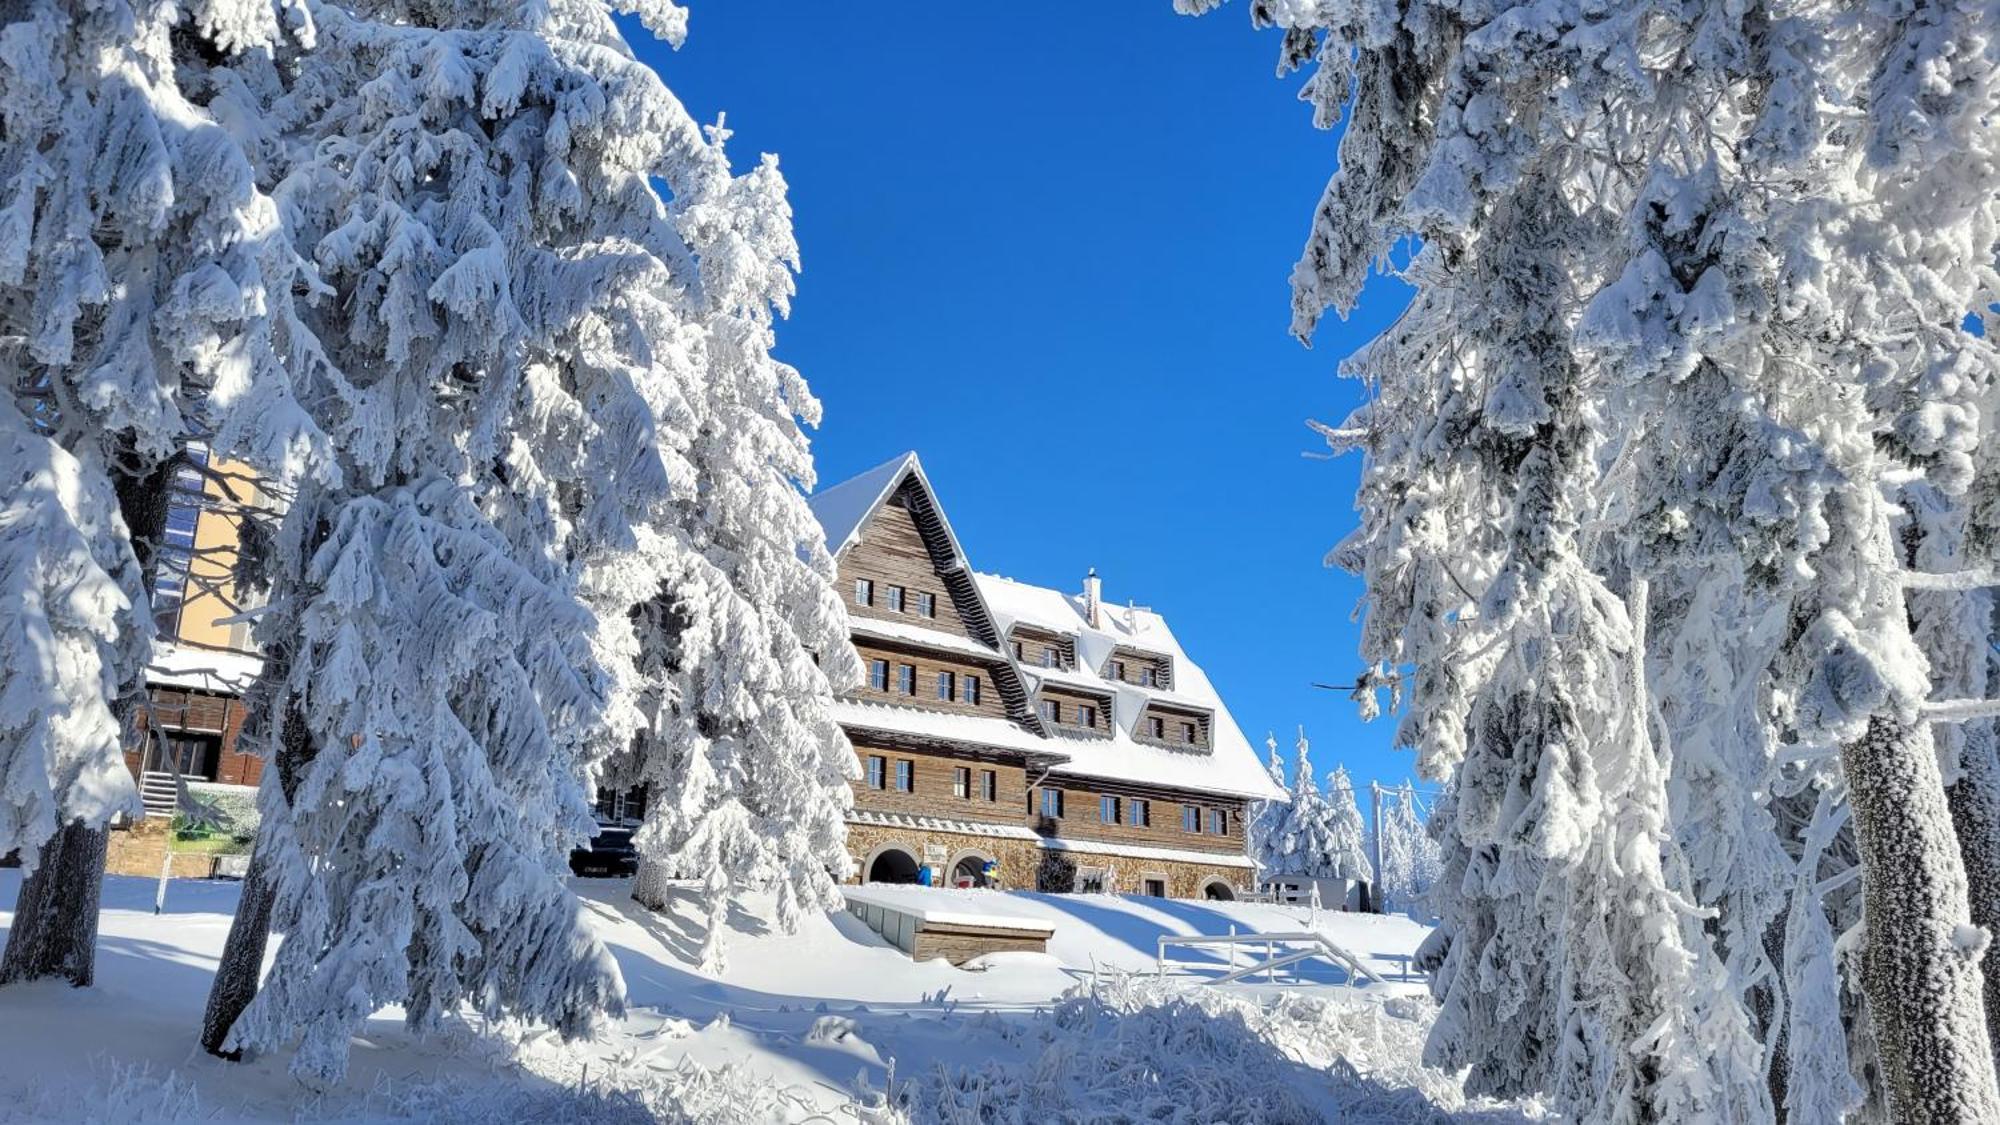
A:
636 4 1425 800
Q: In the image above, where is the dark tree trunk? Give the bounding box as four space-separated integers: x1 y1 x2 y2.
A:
1947 729 2000 1076
1 451 176 988
0 821 110 986
199 701 310 1057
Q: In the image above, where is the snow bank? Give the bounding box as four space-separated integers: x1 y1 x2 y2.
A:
904 974 1547 1123
841 885 1056 933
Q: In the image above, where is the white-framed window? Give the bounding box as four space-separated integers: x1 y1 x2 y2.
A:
1110 659 1126 681
982 770 998 801
953 766 971 799
1140 667 1157 687
866 756 886 789
1076 704 1097 728
1209 808 1228 835
895 760 914 792
917 592 936 618
1100 795 1120 824
1148 716 1165 739
868 660 888 691
1182 721 1198 744
1042 788 1064 818
897 663 916 695
1142 877 1166 898
1129 798 1150 827
961 675 981 705
1041 699 1059 723
936 670 955 701
887 585 905 612
1042 646 1059 668
855 578 873 607
1182 804 1199 833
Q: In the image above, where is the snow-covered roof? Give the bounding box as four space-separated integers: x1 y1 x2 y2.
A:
850 618 1003 662
840 885 1057 933
1038 836 1256 870
808 452 915 557
147 642 263 694
835 699 1067 761
974 573 1282 802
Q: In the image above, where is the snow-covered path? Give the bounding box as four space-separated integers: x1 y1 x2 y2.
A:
0 872 1538 1122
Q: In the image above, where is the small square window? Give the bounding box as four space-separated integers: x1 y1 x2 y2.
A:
953 766 971 799
1077 704 1097 728
855 578 873 607
961 675 981 705
1141 667 1157 687
982 770 998 801
868 660 888 691
1040 699 1059 723
887 585 906 613
895 760 914 792
1100 795 1120 824
897 664 916 695
936 670 955 701
917 592 936 618
866 755 886 789
1143 878 1166 898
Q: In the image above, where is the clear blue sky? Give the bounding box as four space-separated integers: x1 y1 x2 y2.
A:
634 4 1425 799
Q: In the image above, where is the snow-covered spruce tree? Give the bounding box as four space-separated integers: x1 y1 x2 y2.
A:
0 0 322 987
1248 732 1292 879
1320 765 1373 890
1179 5 1773 1117
1267 727 1328 878
1377 782 1439 915
620 121 862 974
197 0 740 1082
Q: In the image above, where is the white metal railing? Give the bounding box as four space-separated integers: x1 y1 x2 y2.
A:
1155 929 1383 988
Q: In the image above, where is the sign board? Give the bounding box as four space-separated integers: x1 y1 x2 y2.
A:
923 844 948 865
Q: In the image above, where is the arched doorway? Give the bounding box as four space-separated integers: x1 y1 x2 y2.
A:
865 847 919 885
1202 879 1236 901
950 852 994 888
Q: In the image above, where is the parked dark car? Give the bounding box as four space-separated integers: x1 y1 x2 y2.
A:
569 823 638 877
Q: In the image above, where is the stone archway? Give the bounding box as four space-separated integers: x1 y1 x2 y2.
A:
1201 879 1236 901
864 846 920 885
948 849 997 889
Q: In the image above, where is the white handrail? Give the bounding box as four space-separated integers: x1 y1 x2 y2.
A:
1154 931 1384 986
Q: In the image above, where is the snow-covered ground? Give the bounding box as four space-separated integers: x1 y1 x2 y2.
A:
0 872 1542 1122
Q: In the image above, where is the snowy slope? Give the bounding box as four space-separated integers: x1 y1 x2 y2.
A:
0 873 1535 1122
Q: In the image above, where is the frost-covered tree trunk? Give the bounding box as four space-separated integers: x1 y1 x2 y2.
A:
2 451 174 987
1844 715 2000 1122
1946 734 2000 1076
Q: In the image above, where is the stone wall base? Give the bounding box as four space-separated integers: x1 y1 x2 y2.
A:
845 822 1249 899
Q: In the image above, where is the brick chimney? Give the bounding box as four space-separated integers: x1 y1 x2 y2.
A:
1084 568 1102 629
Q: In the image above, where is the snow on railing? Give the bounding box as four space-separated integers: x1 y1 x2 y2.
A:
1154 930 1383 988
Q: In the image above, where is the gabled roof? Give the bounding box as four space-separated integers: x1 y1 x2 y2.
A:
808 452 919 558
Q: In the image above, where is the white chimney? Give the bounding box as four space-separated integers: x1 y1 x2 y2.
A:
1084 568 1102 629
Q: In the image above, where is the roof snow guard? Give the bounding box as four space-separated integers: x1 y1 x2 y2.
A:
808 455 1282 803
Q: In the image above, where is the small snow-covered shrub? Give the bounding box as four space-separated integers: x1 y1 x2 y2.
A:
905 976 1545 1124
23 1059 204 1123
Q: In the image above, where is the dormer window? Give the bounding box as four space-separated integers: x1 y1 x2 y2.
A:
1041 699 1060 723
1147 716 1164 739
1042 646 1059 668
1077 704 1097 728
1110 659 1126 681
1013 640 1023 660
1140 666 1157 687
855 578 873 607
1181 721 1197 744
886 585 905 613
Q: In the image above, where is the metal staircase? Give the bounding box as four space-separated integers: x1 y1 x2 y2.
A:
139 771 179 819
